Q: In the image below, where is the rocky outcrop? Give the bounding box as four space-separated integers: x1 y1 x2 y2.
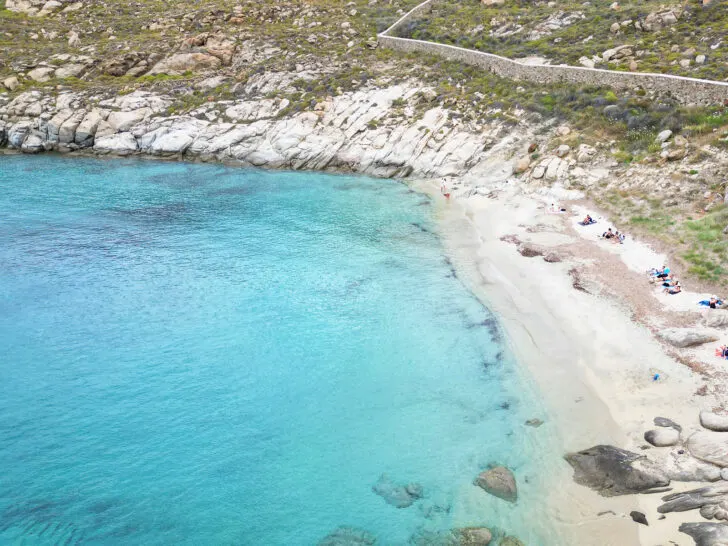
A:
659 483 728 520
680 522 728 546
318 527 377 546
659 448 722 482
372 474 423 508
148 53 222 75
408 527 492 546
564 445 670 496
0 85 533 181
474 466 517 503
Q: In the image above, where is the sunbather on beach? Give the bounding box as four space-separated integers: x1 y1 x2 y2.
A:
715 345 728 359
654 266 670 279
709 296 722 309
603 228 614 239
663 281 681 294
618 233 626 244
579 214 595 225
662 274 677 287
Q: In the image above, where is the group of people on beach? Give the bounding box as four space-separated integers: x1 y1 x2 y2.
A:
577 213 626 244
648 266 682 294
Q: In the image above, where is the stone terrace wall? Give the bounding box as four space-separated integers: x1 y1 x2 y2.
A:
379 0 728 106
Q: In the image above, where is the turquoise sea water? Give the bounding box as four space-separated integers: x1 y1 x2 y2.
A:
0 156 557 545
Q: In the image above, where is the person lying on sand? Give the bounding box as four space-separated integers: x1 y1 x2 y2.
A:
578 214 595 226
618 232 626 244
653 265 670 280
662 274 678 288
602 228 615 239
715 345 728 359
663 281 681 294
710 296 722 309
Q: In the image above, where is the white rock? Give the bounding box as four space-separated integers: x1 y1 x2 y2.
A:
657 328 718 348
106 108 151 132
578 56 595 68
93 132 138 155
704 311 728 329
556 144 571 158
2 76 19 91
68 30 80 47
75 109 106 146
656 129 673 142
688 431 728 467
21 134 45 153
27 67 55 82
660 448 722 482
696 54 706 64
701 412 728 432
54 63 86 79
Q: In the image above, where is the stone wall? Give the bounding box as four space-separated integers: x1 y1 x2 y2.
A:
379 0 728 106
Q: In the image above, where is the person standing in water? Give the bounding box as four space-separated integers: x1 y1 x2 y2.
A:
440 178 451 199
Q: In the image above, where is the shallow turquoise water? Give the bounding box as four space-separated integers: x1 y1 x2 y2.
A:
0 156 556 545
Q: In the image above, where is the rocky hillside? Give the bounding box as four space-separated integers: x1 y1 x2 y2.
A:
397 0 728 80
3 0 728 287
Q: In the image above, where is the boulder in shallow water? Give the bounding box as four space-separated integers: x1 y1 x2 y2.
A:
499 538 525 546
474 466 517 503
700 412 728 432
318 526 376 545
645 428 680 447
372 474 423 508
564 445 670 496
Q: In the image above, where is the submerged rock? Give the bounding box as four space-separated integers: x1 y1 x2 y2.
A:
318 526 377 545
372 474 423 508
680 522 728 546
499 538 525 546
408 527 492 546
474 466 517 503
564 445 670 496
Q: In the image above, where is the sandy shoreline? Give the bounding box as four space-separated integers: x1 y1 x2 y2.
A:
412 177 724 545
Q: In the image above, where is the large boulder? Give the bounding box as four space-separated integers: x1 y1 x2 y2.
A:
372 474 423 508
645 428 680 447
704 311 728 329
7 121 33 148
680 522 728 546
408 528 492 546
474 466 517 503
75 109 106 146
688 431 728 467
564 445 670 496
701 412 728 432
21 134 45 154
657 328 718 348
93 132 138 155
148 52 221 75
318 527 376 546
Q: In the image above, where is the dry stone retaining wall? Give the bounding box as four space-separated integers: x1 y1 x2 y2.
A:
379 0 728 106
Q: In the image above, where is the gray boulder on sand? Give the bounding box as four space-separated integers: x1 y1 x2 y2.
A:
645 428 680 447
318 526 377 545
680 522 728 546
372 474 423 508
657 328 719 348
564 445 670 496
630 511 649 525
688 431 728 467
654 416 682 432
700 412 728 432
474 466 518 503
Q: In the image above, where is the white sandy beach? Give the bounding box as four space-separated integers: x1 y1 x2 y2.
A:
411 177 726 546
